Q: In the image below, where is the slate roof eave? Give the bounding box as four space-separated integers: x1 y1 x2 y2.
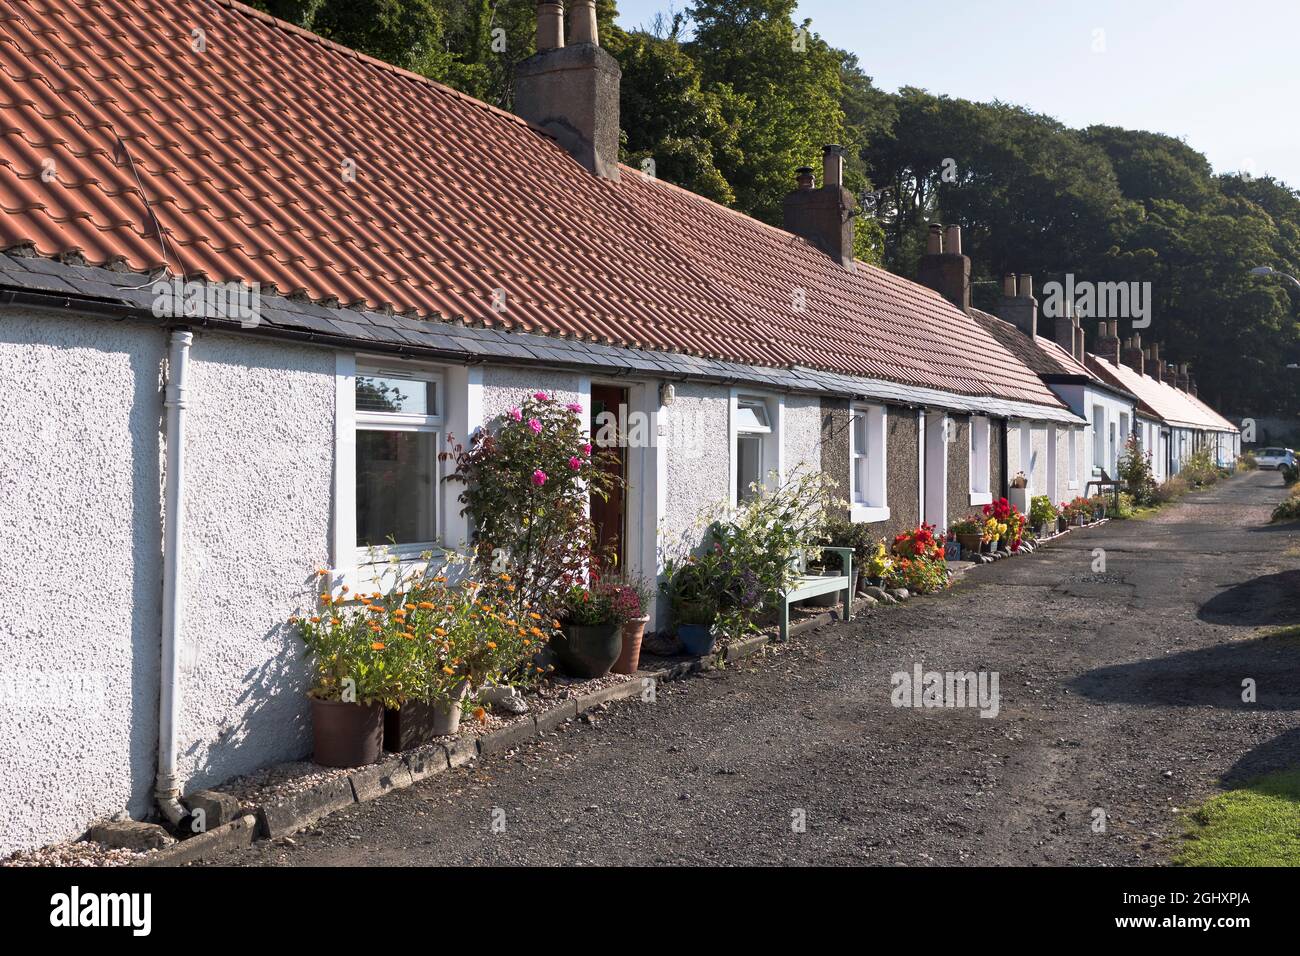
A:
0 255 1084 423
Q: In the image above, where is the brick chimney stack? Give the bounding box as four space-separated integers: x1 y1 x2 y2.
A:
1055 298 1081 361
1147 343 1162 382
997 273 1037 338
916 223 971 313
782 145 858 270
1176 362 1191 392
1122 333 1145 375
1092 319 1121 365
515 1 622 180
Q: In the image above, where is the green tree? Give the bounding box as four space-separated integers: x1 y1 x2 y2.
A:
685 0 856 224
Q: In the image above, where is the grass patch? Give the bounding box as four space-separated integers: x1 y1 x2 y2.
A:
1260 623 1300 642
1176 768 1300 866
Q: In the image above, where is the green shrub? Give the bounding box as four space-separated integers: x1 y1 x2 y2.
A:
1237 452 1258 472
661 470 845 640
1029 495 1058 526
1117 434 1157 504
1273 487 1300 523
818 515 881 568
1152 475 1189 503
1112 492 1135 518
1282 463 1300 486
1180 448 1221 487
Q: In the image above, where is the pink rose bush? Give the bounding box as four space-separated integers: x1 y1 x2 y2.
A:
442 392 616 616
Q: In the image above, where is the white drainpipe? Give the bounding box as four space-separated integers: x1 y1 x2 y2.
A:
156 329 193 827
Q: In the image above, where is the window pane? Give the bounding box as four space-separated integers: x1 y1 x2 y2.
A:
356 374 432 415
356 430 437 547
737 434 763 501
854 456 869 504
735 400 771 434
852 412 868 450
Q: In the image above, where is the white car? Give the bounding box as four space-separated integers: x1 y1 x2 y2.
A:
1255 447 1296 470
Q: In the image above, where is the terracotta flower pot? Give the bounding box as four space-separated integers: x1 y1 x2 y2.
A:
553 623 622 678
311 697 383 768
384 687 468 751
612 615 649 674
956 532 982 555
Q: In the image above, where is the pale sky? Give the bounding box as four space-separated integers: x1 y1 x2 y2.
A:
614 0 1300 190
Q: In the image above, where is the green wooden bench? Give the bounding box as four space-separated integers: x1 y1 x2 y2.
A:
779 546 854 642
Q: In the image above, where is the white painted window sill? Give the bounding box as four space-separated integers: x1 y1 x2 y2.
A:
850 505 890 524
1068 481 1079 491
969 491 993 506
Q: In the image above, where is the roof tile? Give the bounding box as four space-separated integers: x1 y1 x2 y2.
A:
0 0 1067 409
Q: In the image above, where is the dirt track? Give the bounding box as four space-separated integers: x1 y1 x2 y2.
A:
203 470 1300 866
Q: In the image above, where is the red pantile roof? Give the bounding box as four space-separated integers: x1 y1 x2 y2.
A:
971 308 1124 386
1086 355 1237 433
0 0 1065 408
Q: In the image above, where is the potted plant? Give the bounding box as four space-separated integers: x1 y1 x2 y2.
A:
293 580 397 768
1008 472 1030 514
553 582 624 678
863 539 894 588
1030 495 1058 539
609 578 651 674
1069 496 1089 526
663 561 719 656
674 596 718 656
949 516 984 557
886 524 949 594
982 515 1005 553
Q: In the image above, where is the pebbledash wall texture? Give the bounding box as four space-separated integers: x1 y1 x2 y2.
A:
0 316 336 854
946 415 971 528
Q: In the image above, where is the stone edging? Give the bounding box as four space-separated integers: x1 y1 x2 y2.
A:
135 521 1111 866
135 677 655 865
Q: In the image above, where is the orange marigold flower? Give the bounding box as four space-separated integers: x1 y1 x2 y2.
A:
316 568 329 577
529 612 542 620
340 585 350 594
331 618 341 626
433 575 447 583
441 666 454 676
473 706 487 723
529 627 543 637
371 641 385 650
418 602 435 610
522 639 531 647
498 573 511 582
434 627 447 637
485 641 496 650
309 616 321 624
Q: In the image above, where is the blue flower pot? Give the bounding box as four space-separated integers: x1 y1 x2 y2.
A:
677 624 716 657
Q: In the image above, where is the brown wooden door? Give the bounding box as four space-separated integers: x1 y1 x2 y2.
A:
590 384 628 572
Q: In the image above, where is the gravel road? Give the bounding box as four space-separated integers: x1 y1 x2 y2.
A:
203 470 1300 866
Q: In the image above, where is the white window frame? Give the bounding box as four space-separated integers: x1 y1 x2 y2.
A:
850 403 889 523
969 415 992 505
1068 427 1080 490
332 353 454 600
353 359 444 564
1091 404 1106 474
729 390 783 508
